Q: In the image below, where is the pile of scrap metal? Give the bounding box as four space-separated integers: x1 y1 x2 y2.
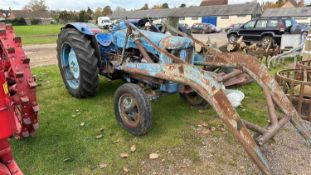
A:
222 35 306 68
276 59 311 121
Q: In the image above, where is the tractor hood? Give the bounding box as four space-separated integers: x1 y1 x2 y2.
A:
113 29 194 54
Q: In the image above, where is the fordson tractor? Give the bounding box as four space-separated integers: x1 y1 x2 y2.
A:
57 21 311 175
0 23 39 174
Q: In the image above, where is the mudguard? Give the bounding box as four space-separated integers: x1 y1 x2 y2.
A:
64 23 102 35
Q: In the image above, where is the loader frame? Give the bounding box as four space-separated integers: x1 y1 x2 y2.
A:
118 23 311 175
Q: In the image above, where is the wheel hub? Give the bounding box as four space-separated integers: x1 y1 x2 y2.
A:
119 94 140 127
68 49 79 79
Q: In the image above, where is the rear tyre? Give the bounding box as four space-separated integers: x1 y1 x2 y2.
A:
228 34 238 43
180 92 209 109
114 83 152 136
261 36 274 48
57 28 99 98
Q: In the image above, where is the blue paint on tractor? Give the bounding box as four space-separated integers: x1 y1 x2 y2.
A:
65 23 102 35
60 43 80 89
62 20 196 93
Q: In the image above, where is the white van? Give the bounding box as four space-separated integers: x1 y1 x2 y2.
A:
98 17 112 29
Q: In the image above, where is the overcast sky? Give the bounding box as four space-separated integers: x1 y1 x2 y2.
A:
1 0 310 11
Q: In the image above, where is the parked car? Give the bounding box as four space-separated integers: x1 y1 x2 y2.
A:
98 16 112 29
225 23 243 32
179 23 192 35
191 23 214 34
227 17 306 46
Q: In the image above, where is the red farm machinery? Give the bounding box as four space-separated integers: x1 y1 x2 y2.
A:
0 23 39 174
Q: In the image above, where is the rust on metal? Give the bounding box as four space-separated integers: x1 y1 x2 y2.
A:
276 68 311 121
118 22 311 175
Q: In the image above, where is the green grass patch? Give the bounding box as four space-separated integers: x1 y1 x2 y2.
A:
9 64 283 174
14 24 62 45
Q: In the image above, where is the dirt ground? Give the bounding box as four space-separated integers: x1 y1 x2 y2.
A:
24 43 58 68
139 121 311 175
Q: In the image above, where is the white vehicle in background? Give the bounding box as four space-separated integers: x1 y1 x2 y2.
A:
98 16 112 29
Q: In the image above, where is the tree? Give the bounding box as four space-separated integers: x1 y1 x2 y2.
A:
86 7 93 20
102 6 113 16
87 7 93 16
78 10 88 22
298 0 305 7
141 3 149 10
263 0 285 9
27 0 48 11
276 0 284 7
180 3 186 8
94 8 103 19
152 4 163 9
59 11 69 22
162 3 169 9
115 6 126 13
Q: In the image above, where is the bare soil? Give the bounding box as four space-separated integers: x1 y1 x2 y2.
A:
24 43 57 68
139 120 311 175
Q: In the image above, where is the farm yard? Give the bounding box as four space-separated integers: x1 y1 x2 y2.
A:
4 25 310 175
1 0 311 174
7 66 277 175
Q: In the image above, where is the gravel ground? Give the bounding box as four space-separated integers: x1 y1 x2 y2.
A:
139 121 311 175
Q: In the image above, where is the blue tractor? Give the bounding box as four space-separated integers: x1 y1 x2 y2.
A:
57 21 311 175
57 21 207 136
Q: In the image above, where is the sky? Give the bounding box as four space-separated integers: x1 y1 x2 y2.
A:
0 0 310 11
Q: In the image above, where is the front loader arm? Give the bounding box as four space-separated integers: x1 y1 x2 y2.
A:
121 63 271 175
201 52 311 145
117 22 311 175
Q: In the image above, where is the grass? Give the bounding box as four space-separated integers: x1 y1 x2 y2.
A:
9 64 282 174
14 24 62 45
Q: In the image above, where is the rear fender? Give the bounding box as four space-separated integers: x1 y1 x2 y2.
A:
63 23 102 36
62 23 103 66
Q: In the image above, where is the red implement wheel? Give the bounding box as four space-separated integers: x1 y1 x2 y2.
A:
0 23 39 139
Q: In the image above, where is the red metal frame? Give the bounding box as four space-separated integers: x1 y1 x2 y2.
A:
0 23 39 139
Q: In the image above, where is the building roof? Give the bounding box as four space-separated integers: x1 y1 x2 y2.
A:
262 7 311 17
12 10 51 19
200 0 228 6
110 3 262 19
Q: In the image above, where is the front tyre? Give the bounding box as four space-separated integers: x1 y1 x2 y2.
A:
114 83 152 136
57 28 99 98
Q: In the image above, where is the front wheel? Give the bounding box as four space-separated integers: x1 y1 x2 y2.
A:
114 83 152 136
57 28 99 98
